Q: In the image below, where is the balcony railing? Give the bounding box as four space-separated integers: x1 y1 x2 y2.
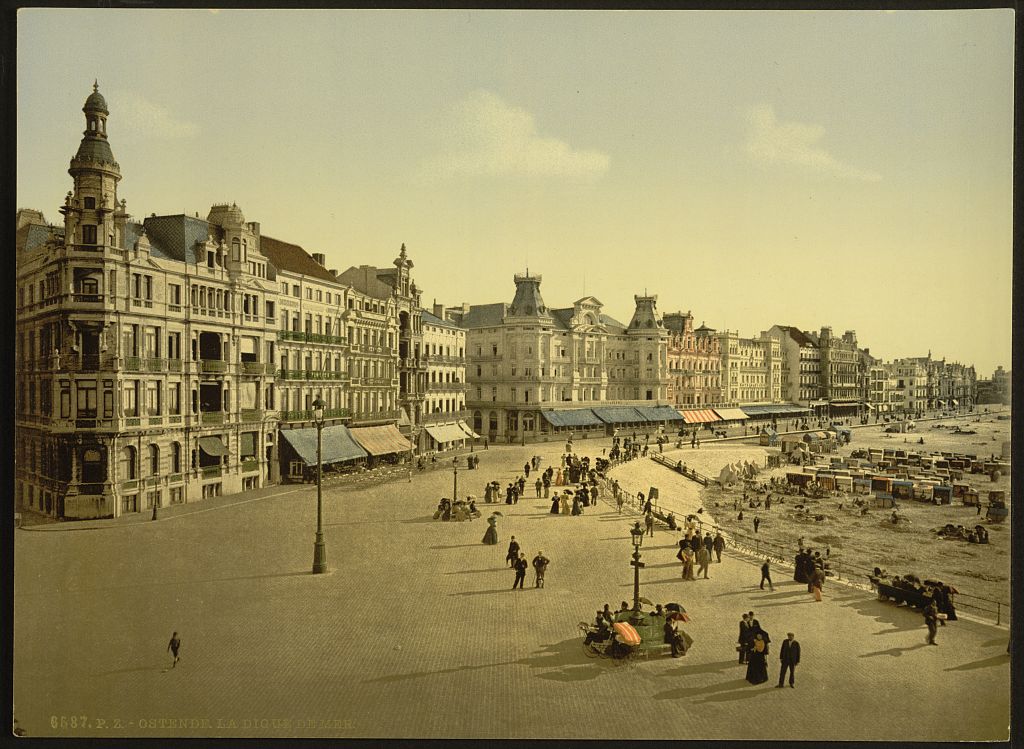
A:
241 458 259 473
240 409 263 423
124 356 141 371
167 359 183 372
279 369 349 381
71 293 105 304
282 407 351 421
201 466 222 479
277 330 347 345
145 358 165 372
350 408 402 422
200 359 227 373
201 412 224 425
241 361 275 375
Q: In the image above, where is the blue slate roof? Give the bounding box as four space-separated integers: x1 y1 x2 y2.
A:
540 409 603 427
462 303 508 329
279 425 368 465
16 223 58 253
143 214 211 265
592 406 647 424
420 309 460 330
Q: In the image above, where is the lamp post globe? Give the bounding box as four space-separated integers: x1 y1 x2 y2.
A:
311 396 328 574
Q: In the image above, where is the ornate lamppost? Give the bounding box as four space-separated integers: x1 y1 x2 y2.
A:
311 397 328 574
452 455 460 502
629 521 646 626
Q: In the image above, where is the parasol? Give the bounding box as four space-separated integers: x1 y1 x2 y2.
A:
611 622 642 646
638 597 655 606
490 511 503 517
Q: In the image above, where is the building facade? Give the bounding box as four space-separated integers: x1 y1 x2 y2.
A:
420 306 470 451
663 312 722 407
716 330 782 406
817 327 865 417
769 325 823 410
454 273 671 443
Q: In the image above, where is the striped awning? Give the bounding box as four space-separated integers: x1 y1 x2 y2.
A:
457 420 480 439
713 407 749 421
424 422 469 444
349 425 412 456
681 409 721 424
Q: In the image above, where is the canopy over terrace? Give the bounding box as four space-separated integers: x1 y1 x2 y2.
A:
279 425 368 465
633 405 685 423
540 409 603 429
680 409 721 424
740 404 810 418
592 406 647 424
424 423 469 445
713 407 749 421
457 421 480 438
348 425 413 456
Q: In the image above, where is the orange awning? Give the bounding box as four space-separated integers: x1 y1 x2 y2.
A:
348 424 412 456
681 409 721 424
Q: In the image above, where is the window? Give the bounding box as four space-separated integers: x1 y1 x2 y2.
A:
144 327 160 358
207 251 216 269
82 224 97 244
171 443 182 473
76 381 97 418
123 381 139 417
121 446 137 480
146 381 160 415
143 276 153 300
84 197 96 209
240 431 257 460
167 332 181 361
60 386 71 418
149 444 160 475
169 284 181 306
168 383 181 415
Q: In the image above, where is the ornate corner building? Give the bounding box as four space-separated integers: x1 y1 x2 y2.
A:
15 86 427 519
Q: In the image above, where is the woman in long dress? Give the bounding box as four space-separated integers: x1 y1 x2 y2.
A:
482 515 498 545
745 634 769 684
555 469 564 486
681 547 696 581
549 493 561 514
571 496 582 515
560 493 571 515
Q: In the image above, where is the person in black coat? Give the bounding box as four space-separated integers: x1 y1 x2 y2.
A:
776 632 800 687
512 554 528 590
506 536 520 567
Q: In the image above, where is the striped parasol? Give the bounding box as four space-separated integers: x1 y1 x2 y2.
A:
611 622 641 646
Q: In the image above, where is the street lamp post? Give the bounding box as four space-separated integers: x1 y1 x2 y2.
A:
453 456 459 502
311 397 328 574
629 521 646 626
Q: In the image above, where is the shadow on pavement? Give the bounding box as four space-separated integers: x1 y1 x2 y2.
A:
841 596 923 632
658 659 739 677
431 544 487 550
450 587 534 596
653 677 754 701
443 568 507 575
944 654 1010 672
397 516 441 524
858 643 929 658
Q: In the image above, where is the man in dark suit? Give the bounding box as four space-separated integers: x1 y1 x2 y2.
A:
777 632 800 687
738 613 752 664
512 553 528 590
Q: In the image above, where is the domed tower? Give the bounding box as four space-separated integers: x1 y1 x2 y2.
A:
506 271 553 322
62 82 122 250
627 294 670 402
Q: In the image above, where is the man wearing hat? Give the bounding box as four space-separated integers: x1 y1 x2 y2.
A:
777 632 800 688
532 551 550 588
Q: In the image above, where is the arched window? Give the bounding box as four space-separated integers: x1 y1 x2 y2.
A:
171 442 181 473
149 444 160 475
121 446 137 480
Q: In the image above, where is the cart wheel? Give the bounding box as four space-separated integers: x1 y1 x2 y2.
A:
582 641 602 658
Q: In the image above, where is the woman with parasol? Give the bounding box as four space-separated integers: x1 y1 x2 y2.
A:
745 633 769 684
482 512 500 545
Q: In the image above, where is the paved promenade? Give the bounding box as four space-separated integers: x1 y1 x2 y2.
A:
14 440 1010 740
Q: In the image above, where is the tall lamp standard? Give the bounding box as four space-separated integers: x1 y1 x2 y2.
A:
311 397 328 574
629 521 646 626
452 456 460 502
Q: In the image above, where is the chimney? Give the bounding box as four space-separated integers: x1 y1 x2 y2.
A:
312 253 326 267
329 269 338 278
433 301 445 318
248 221 260 237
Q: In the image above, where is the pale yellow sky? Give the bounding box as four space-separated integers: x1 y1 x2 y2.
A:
17 9 1013 374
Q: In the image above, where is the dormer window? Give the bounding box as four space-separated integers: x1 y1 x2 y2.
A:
84 197 96 209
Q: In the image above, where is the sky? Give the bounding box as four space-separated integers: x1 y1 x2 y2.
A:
17 9 1014 375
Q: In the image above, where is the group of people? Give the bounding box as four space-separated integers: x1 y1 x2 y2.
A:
793 547 828 600
433 496 480 521
676 530 726 580
506 536 550 589
739 612 801 687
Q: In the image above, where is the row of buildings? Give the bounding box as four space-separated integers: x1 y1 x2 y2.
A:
14 86 999 520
